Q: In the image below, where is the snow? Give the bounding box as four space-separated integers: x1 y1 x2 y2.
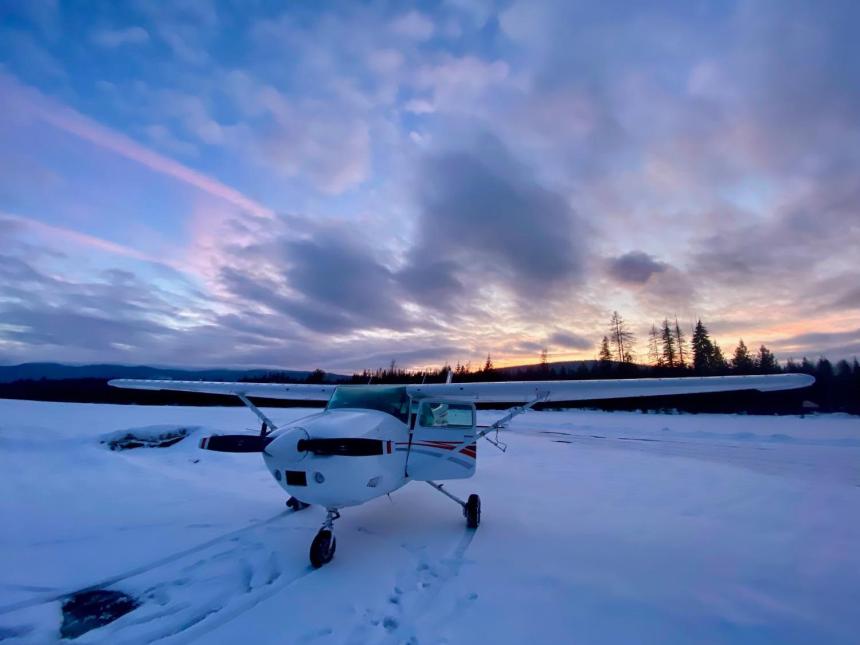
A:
0 399 858 644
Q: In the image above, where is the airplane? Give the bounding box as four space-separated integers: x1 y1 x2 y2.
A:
110 373 814 568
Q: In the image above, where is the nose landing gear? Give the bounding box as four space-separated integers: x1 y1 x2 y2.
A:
286 496 310 511
310 508 340 568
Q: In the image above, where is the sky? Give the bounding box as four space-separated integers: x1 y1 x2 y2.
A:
0 0 858 372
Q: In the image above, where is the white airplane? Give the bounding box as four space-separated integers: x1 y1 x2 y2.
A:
110 373 813 568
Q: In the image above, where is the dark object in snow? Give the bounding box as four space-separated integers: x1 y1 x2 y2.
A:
60 589 139 639
100 425 194 451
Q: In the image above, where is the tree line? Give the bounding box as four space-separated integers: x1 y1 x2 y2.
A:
0 313 856 413
599 312 779 375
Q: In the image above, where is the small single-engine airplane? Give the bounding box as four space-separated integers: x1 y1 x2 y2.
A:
110 373 813 567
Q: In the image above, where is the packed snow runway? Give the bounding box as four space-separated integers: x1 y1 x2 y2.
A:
1 400 858 644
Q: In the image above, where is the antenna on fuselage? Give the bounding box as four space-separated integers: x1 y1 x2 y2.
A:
446 369 453 384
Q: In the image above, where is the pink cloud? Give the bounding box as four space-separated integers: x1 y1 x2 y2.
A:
1 211 182 269
0 72 274 220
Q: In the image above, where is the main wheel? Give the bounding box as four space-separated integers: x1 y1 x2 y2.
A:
465 494 481 529
309 529 336 568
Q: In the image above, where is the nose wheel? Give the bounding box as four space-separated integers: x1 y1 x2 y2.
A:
310 509 339 568
287 496 310 511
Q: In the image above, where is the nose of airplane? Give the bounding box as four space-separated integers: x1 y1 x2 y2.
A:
267 426 310 464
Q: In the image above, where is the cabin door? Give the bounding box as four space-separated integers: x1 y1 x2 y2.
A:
406 400 477 480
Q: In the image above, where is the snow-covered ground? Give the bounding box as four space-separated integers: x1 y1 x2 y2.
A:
1 399 858 644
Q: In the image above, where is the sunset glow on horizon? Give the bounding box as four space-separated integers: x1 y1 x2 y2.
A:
1 1 858 373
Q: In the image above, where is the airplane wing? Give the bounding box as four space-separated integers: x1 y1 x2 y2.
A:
108 379 336 401
405 373 814 403
109 373 814 404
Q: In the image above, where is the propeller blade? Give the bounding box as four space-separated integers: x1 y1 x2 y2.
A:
199 434 273 453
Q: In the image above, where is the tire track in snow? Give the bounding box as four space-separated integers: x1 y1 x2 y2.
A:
0 509 296 615
52 513 316 643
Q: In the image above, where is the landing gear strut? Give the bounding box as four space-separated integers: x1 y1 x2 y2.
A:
426 481 481 529
309 508 339 568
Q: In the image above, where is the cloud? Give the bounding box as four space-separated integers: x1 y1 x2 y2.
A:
219 72 372 194
400 136 586 309
547 331 592 351
833 285 860 310
390 11 435 40
0 212 176 267
0 252 207 361
0 73 275 219
771 327 860 360
216 224 409 335
606 251 667 285
91 27 149 48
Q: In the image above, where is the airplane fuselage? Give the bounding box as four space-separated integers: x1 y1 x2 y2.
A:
263 393 479 508
264 409 410 508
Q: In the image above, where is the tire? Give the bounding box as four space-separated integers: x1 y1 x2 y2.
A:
465 494 481 529
309 529 336 568
287 497 309 511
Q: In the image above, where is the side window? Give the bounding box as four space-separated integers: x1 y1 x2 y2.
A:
418 402 474 428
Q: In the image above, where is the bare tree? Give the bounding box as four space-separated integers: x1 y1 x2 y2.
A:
674 318 687 368
609 311 636 363
647 324 663 366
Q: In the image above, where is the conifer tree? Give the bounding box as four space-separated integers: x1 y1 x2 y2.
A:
712 342 727 373
757 345 778 373
691 320 714 374
483 354 494 373
660 319 677 368
732 339 754 373
598 336 612 363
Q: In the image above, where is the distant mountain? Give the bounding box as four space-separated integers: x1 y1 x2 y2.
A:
0 363 346 383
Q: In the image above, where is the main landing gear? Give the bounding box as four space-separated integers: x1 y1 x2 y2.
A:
426 481 481 529
309 508 339 568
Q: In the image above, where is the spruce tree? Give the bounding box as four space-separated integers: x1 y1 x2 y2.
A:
660 319 677 368
598 336 612 363
712 342 727 373
757 345 778 373
483 354 494 373
691 320 714 374
732 339 754 373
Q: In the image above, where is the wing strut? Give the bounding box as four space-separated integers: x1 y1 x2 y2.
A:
237 393 278 436
479 391 549 452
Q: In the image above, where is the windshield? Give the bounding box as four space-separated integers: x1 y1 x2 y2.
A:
326 386 410 423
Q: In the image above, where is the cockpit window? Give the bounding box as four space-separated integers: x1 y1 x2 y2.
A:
326 386 410 423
